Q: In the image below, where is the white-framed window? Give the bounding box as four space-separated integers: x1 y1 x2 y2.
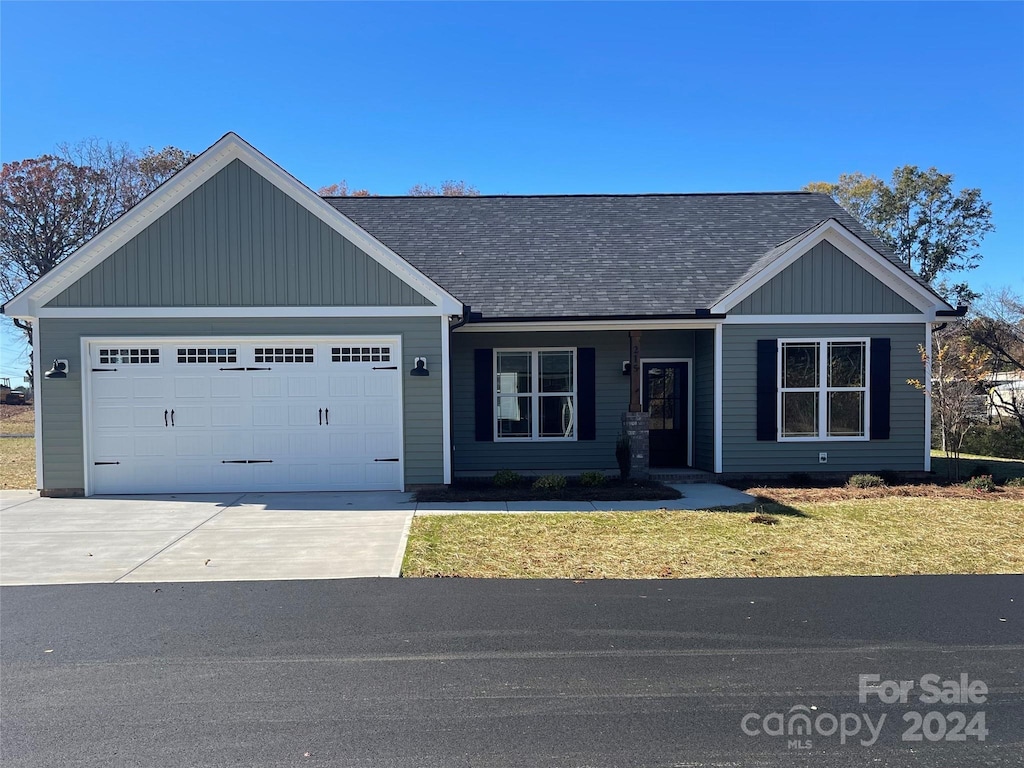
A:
495 348 577 441
778 338 869 441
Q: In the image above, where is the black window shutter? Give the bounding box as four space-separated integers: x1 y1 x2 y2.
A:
577 348 597 440
756 339 777 441
869 338 891 440
474 349 494 442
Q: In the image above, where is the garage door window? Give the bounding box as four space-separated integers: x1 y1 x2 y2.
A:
98 348 160 364
254 347 315 363
332 346 393 363
177 347 237 364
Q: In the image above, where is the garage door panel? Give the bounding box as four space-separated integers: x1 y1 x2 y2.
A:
132 377 170 399
87 339 404 494
174 377 211 399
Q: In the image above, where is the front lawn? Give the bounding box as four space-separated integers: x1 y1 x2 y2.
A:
403 495 1024 579
930 450 1024 481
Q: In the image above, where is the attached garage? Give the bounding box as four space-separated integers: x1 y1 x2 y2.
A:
85 337 404 494
4 133 461 496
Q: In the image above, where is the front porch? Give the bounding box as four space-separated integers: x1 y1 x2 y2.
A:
450 326 718 479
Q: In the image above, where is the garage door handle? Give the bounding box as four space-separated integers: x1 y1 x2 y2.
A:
374 458 400 462
325 408 329 425
319 408 322 425
170 409 175 427
221 459 274 464
94 461 120 465
219 367 247 371
92 368 118 372
246 367 272 371
164 410 168 427
373 366 398 370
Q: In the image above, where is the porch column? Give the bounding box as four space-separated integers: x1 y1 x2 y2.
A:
622 330 650 479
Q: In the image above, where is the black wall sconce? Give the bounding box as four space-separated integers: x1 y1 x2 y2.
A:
410 357 429 376
621 361 631 376
45 359 69 379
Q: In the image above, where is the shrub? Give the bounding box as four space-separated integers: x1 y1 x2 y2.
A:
959 425 1024 460
493 469 522 488
1005 477 1024 488
532 474 567 492
579 471 607 487
848 473 886 489
963 474 996 492
615 433 632 481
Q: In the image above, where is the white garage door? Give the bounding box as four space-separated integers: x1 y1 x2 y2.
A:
85 338 403 494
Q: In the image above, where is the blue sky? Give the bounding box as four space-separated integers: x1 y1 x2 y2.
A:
1 1 1022 379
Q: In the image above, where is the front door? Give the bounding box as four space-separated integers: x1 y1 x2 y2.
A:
642 361 689 467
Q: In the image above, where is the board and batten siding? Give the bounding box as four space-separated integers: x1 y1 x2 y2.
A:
45 159 430 309
721 322 927 473
451 329 714 474
36 317 443 492
732 240 919 315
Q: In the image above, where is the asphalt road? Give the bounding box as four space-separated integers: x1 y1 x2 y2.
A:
2 575 1022 767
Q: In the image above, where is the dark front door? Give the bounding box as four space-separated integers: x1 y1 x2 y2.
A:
643 361 689 467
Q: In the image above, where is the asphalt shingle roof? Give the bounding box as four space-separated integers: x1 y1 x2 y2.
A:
326 192 929 320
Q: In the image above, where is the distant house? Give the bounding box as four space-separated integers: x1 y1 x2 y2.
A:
2 134 960 496
987 372 1024 424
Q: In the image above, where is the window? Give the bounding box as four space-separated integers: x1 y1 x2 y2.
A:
98 348 159 364
332 346 392 363
254 347 314 363
495 349 576 440
177 347 237 364
779 339 868 440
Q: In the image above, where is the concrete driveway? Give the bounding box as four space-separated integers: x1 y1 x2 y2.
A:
0 491 415 586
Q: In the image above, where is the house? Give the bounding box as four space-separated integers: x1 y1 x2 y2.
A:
2 133 961 496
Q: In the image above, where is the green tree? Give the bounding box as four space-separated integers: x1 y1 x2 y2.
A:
806 166 993 301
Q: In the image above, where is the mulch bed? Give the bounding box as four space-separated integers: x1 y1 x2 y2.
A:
415 479 682 503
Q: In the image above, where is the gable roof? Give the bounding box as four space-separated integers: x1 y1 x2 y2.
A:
3 133 462 319
328 193 949 320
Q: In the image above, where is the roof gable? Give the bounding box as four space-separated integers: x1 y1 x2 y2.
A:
44 159 431 309
4 133 461 318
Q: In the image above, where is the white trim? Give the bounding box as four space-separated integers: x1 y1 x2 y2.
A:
35 305 445 319
639 358 693 467
33 328 43 490
493 347 578 442
924 323 933 472
777 338 871 442
709 219 951 315
79 334 407 496
458 319 723 333
441 315 452 484
723 313 930 325
713 324 723 473
3 133 462 319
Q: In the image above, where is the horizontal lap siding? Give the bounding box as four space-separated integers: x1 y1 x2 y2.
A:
451 330 712 474
693 330 715 471
37 317 443 490
45 160 430 309
721 323 927 472
733 240 920 315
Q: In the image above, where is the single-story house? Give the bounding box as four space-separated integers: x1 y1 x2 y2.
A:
2 133 961 496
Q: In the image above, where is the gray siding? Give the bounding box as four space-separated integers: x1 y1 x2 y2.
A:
46 160 431 308
721 323 927 473
37 317 443 491
451 330 713 474
733 239 920 315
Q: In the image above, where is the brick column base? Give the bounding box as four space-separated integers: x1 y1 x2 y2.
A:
621 411 650 480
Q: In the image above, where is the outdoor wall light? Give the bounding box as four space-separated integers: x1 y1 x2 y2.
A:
410 357 429 377
45 359 69 379
622 361 631 376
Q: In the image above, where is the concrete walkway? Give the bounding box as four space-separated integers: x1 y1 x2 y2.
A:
0 484 753 586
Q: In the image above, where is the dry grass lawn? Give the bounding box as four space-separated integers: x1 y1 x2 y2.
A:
403 496 1024 579
0 404 34 433
0 438 35 490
